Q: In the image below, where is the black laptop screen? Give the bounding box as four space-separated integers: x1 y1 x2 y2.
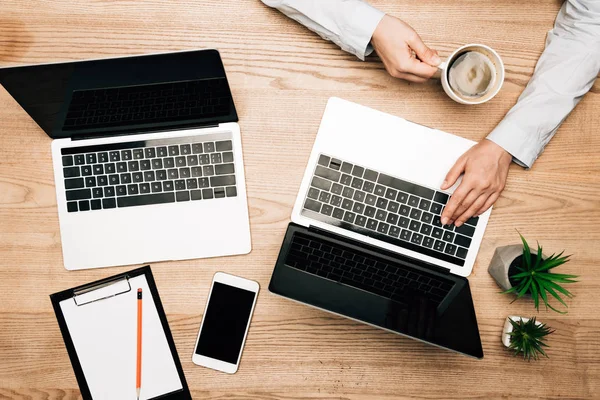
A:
0 49 237 139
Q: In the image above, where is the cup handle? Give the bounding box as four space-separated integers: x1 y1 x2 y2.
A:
437 60 448 71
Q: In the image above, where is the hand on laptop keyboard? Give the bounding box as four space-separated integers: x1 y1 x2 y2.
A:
440 139 511 227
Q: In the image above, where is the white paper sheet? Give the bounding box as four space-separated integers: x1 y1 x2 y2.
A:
60 275 183 400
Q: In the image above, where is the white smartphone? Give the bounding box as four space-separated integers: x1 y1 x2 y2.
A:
192 272 259 374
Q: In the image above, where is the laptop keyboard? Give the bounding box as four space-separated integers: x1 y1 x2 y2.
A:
64 78 231 130
60 133 237 213
285 232 454 304
301 154 479 267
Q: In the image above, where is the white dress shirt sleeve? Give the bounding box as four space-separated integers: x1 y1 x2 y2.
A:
260 0 385 60
486 0 600 168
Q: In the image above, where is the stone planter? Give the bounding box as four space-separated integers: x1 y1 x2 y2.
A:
488 244 547 291
501 315 543 348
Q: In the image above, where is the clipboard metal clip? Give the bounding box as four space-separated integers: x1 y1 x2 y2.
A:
73 275 132 306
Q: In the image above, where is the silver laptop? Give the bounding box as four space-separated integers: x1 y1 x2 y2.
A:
293 97 490 277
0 50 251 270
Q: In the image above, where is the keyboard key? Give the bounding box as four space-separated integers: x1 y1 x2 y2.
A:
351 165 364 177
109 151 120 161
376 197 388 209
116 162 127 173
91 199 102 210
74 154 85 165
163 181 174 191
180 144 191 155
400 229 411 241
104 186 115 197
140 160 151 170
223 152 234 163
312 176 331 191
321 204 333 216
342 187 354 199
420 224 432 236
375 209 387 221
86 153 97 164
362 181 375 193
465 216 479 226
132 172 143 183
418 199 431 211
364 206 376 218
421 212 433 224
409 220 421 232
226 186 237 197
191 167 203 177
92 187 103 198
144 171 156 181
396 192 408 204
355 215 367 227
353 190 366 202
116 185 127 196
65 178 84 189
204 142 215 153
203 165 215 176
202 188 214 199
443 231 455 242
78 200 90 211
117 193 175 207
351 177 363 189
63 167 80 178
430 202 443 214
444 243 457 256
434 240 445 252
191 189 203 200
366 219 378 230
168 146 179 156
319 192 331 203
411 233 423 245
102 198 116 209
304 198 322 213
85 177 97 187
211 153 222 164
199 154 210 165
408 196 419 207
62 155 74 166
398 217 409 228
432 227 443 239
186 178 198 190
105 163 116 174
434 191 449 204
140 183 151 194
389 226 401 237
215 140 232 152
456 247 468 259
374 185 385 196
67 201 78 212
120 173 132 184
128 161 139 172
399 205 410 216
126 184 139 195
133 149 144 159
192 143 203 154
363 169 378 182
144 148 156 159
121 150 132 160
341 174 352 186
455 224 475 237
432 215 443 227
176 156 186 167
377 222 390 234
318 154 330 166
365 194 377 206
410 208 422 220
210 175 236 187
343 211 356 224
454 234 472 248
186 155 198 166
423 237 434 248
352 202 365 214
333 208 345 219
341 162 353 174
341 198 353 211
164 157 175 168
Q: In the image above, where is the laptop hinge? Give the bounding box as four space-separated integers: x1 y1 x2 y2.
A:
71 123 220 141
307 224 451 275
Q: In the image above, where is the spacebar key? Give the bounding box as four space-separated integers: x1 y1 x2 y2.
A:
117 193 175 208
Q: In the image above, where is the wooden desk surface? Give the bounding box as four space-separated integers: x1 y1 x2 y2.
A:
1 1 599 398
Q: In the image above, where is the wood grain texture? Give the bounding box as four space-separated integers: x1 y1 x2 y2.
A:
1 0 599 399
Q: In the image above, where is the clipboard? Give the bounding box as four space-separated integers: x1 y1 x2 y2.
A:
50 266 192 400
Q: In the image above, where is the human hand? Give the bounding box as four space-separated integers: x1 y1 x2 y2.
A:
440 139 512 227
371 15 441 83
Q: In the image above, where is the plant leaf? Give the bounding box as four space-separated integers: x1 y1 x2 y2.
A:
519 232 531 269
534 241 542 270
545 285 569 309
511 271 532 279
531 279 540 311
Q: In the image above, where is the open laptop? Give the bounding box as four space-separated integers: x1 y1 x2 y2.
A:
269 98 489 358
0 49 251 270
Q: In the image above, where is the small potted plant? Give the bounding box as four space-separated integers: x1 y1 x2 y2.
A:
502 316 554 361
488 233 577 313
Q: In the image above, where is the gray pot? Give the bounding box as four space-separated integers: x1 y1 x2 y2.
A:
488 244 525 291
488 244 547 291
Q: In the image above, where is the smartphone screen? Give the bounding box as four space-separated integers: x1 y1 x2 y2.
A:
194 282 257 364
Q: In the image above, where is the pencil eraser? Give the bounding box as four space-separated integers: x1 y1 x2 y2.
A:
138 288 142 293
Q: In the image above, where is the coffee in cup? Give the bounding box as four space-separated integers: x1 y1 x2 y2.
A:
438 44 505 105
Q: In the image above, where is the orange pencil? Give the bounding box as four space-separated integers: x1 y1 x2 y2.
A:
136 288 143 400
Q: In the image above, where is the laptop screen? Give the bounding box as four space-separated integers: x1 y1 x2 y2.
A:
0 49 237 139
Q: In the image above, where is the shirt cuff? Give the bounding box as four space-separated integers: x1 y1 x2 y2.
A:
486 118 540 169
342 2 385 60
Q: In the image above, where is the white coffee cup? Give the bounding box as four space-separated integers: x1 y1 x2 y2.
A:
438 44 504 105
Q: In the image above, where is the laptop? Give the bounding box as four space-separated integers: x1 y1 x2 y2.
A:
269 98 489 358
0 49 251 270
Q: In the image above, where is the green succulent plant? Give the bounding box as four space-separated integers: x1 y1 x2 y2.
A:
503 233 577 313
507 317 553 361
